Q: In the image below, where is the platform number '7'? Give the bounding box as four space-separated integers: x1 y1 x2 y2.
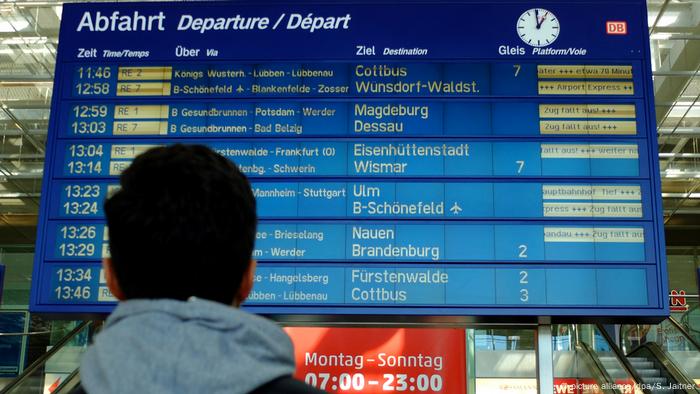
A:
513 64 521 77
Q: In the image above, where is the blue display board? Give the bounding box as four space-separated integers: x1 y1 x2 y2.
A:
30 0 668 319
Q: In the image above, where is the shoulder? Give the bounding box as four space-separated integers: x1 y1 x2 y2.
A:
68 384 87 394
250 376 327 394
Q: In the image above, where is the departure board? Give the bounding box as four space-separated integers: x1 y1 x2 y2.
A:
31 0 668 319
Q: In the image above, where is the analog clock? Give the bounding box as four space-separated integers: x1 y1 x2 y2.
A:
517 8 560 47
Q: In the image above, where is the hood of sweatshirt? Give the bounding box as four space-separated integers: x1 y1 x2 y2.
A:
80 297 295 394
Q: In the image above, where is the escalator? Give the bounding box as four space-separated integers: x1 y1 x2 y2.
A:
553 324 647 394
0 321 97 394
619 355 672 391
619 318 700 393
553 321 700 394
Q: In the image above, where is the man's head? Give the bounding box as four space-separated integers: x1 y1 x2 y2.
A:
103 144 257 305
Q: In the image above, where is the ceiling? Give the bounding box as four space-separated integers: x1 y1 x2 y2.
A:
640 0 700 248
0 0 698 249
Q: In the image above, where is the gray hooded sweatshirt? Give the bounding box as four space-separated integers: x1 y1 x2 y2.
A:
81 297 296 394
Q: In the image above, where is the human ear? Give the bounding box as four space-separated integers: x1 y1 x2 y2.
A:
103 258 126 301
234 260 257 307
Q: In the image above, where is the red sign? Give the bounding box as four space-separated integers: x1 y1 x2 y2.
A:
670 289 689 312
552 378 634 394
553 378 604 394
606 21 628 35
554 378 579 394
285 327 466 394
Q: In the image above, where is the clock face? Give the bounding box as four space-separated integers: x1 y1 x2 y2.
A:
517 8 560 47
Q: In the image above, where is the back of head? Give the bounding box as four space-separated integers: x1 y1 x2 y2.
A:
104 144 256 304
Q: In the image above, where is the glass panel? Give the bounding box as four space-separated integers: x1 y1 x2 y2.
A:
0 311 29 379
1 252 34 309
0 322 92 394
668 254 697 323
0 312 86 386
473 328 537 393
553 325 596 393
678 299 700 345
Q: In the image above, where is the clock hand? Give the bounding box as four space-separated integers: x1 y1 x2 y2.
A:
538 12 549 29
535 9 540 29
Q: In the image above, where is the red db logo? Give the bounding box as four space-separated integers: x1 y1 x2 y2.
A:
607 21 627 35
670 289 689 312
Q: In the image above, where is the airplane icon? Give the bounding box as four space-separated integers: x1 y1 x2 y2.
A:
450 202 462 215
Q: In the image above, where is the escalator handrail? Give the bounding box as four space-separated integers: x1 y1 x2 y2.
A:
0 321 92 394
667 315 700 352
594 323 652 394
629 342 700 393
53 369 81 394
577 341 619 394
0 330 52 337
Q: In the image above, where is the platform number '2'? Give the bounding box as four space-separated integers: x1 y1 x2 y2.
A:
518 244 528 258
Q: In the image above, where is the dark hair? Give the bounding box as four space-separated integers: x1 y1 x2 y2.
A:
104 144 257 304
